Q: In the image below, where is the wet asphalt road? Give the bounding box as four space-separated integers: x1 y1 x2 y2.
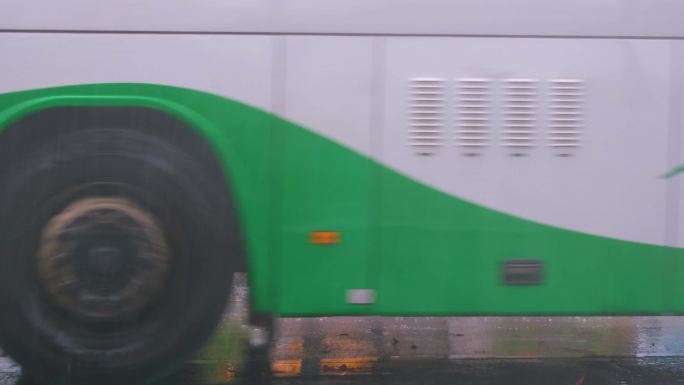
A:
8 348 684 385
263 316 684 384
270 357 684 385
5 276 684 384
5 318 684 385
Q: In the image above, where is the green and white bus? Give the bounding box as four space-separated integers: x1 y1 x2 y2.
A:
1 0 684 382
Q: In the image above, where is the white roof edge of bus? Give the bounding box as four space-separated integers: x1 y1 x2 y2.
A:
2 0 684 38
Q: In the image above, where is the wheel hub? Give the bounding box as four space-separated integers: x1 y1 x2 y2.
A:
37 197 170 321
87 245 125 275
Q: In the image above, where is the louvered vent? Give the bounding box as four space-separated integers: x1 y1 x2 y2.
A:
548 79 583 156
456 78 492 155
408 78 445 155
502 79 538 156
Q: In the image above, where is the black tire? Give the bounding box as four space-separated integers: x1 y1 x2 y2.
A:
0 112 239 384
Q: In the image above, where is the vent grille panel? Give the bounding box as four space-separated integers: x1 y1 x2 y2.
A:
502 79 538 156
456 78 492 155
548 79 584 156
408 78 445 155
404 76 586 157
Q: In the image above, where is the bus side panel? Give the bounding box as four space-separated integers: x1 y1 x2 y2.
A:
378 37 673 315
274 36 376 315
672 40 684 313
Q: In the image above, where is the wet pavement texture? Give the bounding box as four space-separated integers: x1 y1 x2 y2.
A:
272 357 684 385
264 316 684 384
4 276 684 384
7 357 684 385
272 316 684 367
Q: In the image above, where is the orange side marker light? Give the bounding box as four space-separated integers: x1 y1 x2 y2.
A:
309 231 341 245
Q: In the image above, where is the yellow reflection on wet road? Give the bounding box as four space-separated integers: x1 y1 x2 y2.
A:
319 357 378 375
272 359 302 377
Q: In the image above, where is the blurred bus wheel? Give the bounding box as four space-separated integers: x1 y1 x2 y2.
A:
0 120 239 385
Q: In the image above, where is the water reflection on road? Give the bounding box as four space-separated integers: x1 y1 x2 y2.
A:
4 316 684 384
5 278 684 384
271 316 684 378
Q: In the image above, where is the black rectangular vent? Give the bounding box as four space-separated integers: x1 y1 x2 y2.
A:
502 259 543 285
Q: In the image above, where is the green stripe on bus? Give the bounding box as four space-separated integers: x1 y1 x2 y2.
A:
0 83 680 317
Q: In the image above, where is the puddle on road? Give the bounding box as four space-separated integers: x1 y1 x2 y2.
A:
5 316 684 385
273 316 684 365
5 276 684 383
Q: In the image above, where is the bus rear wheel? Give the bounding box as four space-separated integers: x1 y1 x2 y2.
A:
0 124 237 384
